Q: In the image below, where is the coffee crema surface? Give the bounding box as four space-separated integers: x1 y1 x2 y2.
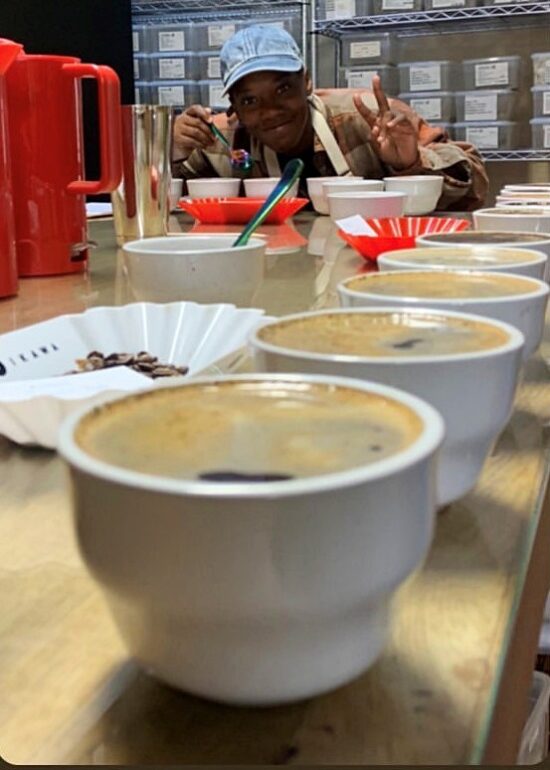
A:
346 271 538 299
75 380 422 481
257 311 510 357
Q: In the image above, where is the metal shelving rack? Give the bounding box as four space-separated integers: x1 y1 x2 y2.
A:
131 0 311 69
313 2 550 161
480 149 550 161
313 1 550 36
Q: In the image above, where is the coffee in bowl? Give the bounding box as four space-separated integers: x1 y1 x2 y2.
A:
250 308 524 507
255 310 510 358
75 379 423 482
343 271 539 299
337 272 549 363
377 245 548 280
60 373 443 705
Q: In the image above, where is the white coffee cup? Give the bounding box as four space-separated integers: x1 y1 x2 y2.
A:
337 269 549 360
58 373 443 706
249 307 524 507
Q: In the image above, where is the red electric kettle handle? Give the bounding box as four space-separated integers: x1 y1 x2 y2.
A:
62 63 122 194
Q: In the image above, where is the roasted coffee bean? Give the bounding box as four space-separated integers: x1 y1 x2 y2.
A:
68 351 189 379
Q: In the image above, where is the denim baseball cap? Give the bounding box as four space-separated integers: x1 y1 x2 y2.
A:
220 24 304 96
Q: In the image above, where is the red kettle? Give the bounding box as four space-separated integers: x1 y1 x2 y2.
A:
1 41 123 276
0 40 21 298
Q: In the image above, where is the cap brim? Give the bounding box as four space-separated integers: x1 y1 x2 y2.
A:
222 55 303 96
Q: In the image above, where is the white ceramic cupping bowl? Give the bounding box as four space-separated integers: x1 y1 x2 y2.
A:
249 308 525 508
187 178 241 199
378 246 548 281
58 373 444 706
327 191 406 222
338 270 549 361
306 176 363 215
472 207 550 234
382 175 443 215
416 229 550 269
243 177 299 199
122 235 266 306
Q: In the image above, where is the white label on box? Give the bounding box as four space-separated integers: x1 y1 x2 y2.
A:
464 93 498 121
134 59 140 79
475 61 509 87
346 69 376 88
382 0 414 8
409 64 441 91
158 30 185 52
431 0 465 6
326 0 355 19
466 126 498 148
543 92 550 115
410 97 442 120
350 41 382 59
159 58 186 79
158 85 185 105
208 57 221 79
208 24 235 48
209 84 230 108
132 31 139 51
545 125 550 148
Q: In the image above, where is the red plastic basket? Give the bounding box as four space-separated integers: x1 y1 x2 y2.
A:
178 197 308 225
338 216 471 262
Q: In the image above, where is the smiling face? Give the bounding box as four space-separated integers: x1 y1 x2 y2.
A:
229 70 313 155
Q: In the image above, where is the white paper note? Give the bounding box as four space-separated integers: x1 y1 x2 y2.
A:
335 215 379 236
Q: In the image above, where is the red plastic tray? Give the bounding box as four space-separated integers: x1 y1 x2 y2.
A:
338 216 471 262
178 197 308 225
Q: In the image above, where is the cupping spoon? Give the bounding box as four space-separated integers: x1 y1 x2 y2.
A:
209 122 254 172
233 158 305 247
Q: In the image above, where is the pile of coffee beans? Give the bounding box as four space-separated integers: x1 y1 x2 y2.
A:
72 351 189 379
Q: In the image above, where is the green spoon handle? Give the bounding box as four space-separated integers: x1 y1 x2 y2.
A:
209 121 232 151
233 158 304 247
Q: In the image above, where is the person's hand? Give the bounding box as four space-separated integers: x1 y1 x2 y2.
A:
173 105 215 160
353 76 420 170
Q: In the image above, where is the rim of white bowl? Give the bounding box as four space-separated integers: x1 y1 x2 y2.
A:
474 208 550 216
249 306 524 365
378 246 548 269
122 235 266 255
416 231 550 247
57 372 444 499
327 191 406 199
382 175 443 184
338 269 550 305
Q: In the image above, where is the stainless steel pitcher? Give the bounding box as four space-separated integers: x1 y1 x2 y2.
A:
112 105 173 245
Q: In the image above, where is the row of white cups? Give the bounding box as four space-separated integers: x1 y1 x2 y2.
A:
57 213 550 706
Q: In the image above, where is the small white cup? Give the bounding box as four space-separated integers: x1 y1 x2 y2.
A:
187 178 241 199
327 191 406 222
306 176 362 215
382 175 443 215
243 177 299 199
